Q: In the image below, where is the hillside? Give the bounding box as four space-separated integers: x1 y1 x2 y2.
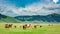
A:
15 13 60 22
0 14 20 23
0 13 60 23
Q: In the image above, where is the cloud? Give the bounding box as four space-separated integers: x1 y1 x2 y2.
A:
53 0 59 3
0 3 19 17
12 2 60 16
0 0 60 17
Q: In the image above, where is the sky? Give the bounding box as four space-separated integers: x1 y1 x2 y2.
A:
0 0 60 17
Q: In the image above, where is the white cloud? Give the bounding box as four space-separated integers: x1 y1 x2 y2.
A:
53 0 59 3
13 2 60 16
0 0 60 17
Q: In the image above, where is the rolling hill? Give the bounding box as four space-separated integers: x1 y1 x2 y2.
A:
15 13 60 22
0 14 20 23
0 13 60 23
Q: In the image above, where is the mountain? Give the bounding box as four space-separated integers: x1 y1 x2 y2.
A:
0 13 60 23
0 14 7 18
15 13 60 22
0 14 20 23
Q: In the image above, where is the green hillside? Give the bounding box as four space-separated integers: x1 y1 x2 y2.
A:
0 17 20 23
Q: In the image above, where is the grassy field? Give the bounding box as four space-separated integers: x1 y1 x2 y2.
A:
0 23 60 34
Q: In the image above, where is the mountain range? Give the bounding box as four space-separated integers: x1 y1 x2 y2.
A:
15 13 60 22
0 13 60 23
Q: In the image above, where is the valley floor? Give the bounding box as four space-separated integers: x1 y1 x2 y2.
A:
0 23 60 34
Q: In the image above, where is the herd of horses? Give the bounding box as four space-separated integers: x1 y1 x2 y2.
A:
5 24 52 29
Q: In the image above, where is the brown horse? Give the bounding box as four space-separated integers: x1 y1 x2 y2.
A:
5 24 13 28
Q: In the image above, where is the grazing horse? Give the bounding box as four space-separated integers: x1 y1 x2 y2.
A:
5 24 10 28
9 24 13 27
27 24 31 28
23 25 27 29
5 24 13 28
14 25 16 28
34 25 37 28
23 24 29 29
40 25 42 28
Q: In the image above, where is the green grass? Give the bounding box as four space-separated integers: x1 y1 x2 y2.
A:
0 23 60 34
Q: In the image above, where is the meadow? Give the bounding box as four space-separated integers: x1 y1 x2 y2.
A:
0 23 60 34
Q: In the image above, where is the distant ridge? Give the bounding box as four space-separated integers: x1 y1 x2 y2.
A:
0 13 60 23
0 14 20 23
0 14 7 18
15 13 60 22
